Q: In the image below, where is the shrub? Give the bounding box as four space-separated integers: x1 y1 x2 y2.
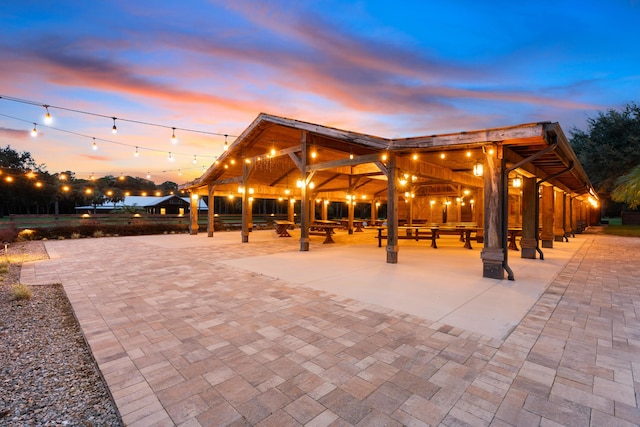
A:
12 284 32 301
0 261 8 275
92 230 105 238
0 224 19 243
71 232 81 239
17 229 37 241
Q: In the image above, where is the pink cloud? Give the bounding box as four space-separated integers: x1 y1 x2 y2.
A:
0 127 29 139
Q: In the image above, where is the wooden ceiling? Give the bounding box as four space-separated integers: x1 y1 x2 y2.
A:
186 114 595 201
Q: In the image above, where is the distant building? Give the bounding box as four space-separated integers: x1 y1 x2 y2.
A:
75 195 208 215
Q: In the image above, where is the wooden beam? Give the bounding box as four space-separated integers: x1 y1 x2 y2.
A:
306 153 385 172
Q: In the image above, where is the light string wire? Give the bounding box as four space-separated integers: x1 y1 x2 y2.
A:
0 94 237 138
0 112 219 160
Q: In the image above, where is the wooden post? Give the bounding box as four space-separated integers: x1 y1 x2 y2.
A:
189 194 199 235
540 185 554 248
481 146 505 279
521 177 537 259
371 201 378 225
348 196 355 234
207 185 215 237
475 187 484 243
565 194 572 238
299 131 310 251
322 199 328 220
288 199 295 222
386 154 399 264
241 162 250 243
553 188 564 242
456 185 462 222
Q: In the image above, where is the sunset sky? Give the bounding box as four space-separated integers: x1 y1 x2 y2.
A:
1 0 639 184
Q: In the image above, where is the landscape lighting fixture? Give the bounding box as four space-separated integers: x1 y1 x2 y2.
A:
111 117 117 134
43 105 52 124
31 123 37 137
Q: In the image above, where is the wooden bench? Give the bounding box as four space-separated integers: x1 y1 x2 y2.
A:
376 224 477 249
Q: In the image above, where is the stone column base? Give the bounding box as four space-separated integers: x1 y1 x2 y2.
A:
386 245 398 264
481 248 504 279
520 237 537 259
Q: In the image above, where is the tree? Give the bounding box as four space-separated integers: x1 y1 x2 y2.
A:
158 181 178 194
611 164 640 209
570 102 640 215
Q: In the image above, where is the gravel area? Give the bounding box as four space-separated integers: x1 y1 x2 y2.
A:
0 241 122 426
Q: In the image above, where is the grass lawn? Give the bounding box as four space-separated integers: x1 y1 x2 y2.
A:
601 218 640 237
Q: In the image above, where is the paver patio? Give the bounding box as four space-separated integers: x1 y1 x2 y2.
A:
20 229 640 426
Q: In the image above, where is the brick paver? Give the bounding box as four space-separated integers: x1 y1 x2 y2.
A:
20 231 640 426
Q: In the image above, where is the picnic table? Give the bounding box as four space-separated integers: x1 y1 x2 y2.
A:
508 228 522 250
310 220 342 244
274 220 295 237
337 219 365 232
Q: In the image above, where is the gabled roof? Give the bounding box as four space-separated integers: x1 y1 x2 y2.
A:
185 113 595 200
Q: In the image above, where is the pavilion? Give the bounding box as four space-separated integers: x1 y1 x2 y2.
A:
182 113 598 280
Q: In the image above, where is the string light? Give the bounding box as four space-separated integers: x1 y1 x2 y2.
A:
111 117 117 134
192 155 197 164
223 134 229 151
171 127 177 144
92 138 98 151
134 146 140 157
178 169 182 176
168 152 174 162
146 172 151 179
31 123 37 137
1 95 237 139
43 105 52 124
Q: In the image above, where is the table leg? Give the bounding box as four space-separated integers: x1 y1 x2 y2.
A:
377 228 382 247
463 230 473 249
508 232 519 250
323 228 335 244
431 228 438 248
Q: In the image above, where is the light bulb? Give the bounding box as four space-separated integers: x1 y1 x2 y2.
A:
31 123 37 137
146 172 151 179
92 138 98 151
111 117 117 134
223 134 228 151
171 127 177 144
168 152 174 162
44 105 52 124
134 146 140 157
192 155 197 164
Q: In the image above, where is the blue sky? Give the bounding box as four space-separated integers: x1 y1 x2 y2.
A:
1 0 638 183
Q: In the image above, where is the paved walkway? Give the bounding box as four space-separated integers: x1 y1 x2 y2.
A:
20 230 640 426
